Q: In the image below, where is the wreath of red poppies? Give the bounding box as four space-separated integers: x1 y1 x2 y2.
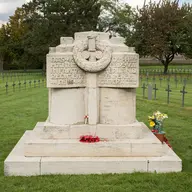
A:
80 135 100 143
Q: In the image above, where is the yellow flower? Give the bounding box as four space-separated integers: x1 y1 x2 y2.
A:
148 115 155 120
149 121 155 127
163 114 168 118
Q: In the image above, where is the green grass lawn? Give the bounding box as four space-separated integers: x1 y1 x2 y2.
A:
0 79 192 191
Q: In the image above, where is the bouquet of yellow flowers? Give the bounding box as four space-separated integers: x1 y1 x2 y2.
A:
148 111 168 134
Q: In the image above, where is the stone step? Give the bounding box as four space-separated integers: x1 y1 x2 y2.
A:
24 130 167 157
40 121 145 140
4 131 182 176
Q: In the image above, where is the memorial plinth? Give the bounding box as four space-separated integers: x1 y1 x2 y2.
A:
4 32 182 176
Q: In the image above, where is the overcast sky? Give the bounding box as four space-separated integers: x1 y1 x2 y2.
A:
0 0 191 26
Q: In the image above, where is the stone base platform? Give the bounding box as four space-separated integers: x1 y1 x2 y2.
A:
4 126 182 176
25 131 166 157
24 122 167 157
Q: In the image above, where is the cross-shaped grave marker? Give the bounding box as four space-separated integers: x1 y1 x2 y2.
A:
23 81 26 90
165 84 172 104
18 81 21 91
38 79 41 87
153 84 159 100
34 80 36 88
12 82 16 92
29 80 32 88
180 86 187 107
2 73 4 82
5 82 8 95
141 83 147 98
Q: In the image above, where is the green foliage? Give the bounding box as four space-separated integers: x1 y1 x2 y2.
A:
0 0 116 70
0 6 33 70
22 0 102 70
132 0 192 73
180 6 192 59
98 1 134 43
0 25 10 71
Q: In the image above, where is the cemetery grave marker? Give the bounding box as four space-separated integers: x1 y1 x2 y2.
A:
148 84 152 100
153 84 158 100
165 84 172 104
180 86 188 107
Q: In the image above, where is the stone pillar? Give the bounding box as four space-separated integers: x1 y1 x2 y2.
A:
86 73 99 124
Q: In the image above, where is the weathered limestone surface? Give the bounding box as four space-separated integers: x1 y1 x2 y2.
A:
46 31 139 125
49 88 85 125
4 131 41 176
47 54 86 88
4 125 182 176
24 123 167 157
4 31 182 176
100 88 136 124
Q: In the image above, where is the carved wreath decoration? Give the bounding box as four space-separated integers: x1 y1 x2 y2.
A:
73 35 112 72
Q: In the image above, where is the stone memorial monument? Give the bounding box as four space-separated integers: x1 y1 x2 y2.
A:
4 31 182 176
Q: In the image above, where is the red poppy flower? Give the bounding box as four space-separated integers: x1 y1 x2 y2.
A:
79 135 101 143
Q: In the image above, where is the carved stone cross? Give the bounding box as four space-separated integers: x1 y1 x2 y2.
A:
88 35 96 51
87 35 97 62
82 35 102 62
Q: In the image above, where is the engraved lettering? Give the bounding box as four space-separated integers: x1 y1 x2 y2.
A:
98 54 139 87
47 56 86 87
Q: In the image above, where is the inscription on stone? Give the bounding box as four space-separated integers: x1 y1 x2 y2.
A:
47 55 86 87
98 53 139 88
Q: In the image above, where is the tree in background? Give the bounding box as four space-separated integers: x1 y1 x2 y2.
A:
180 6 192 59
98 1 134 45
132 0 192 74
0 3 38 70
0 25 10 71
0 0 116 70
22 0 103 70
